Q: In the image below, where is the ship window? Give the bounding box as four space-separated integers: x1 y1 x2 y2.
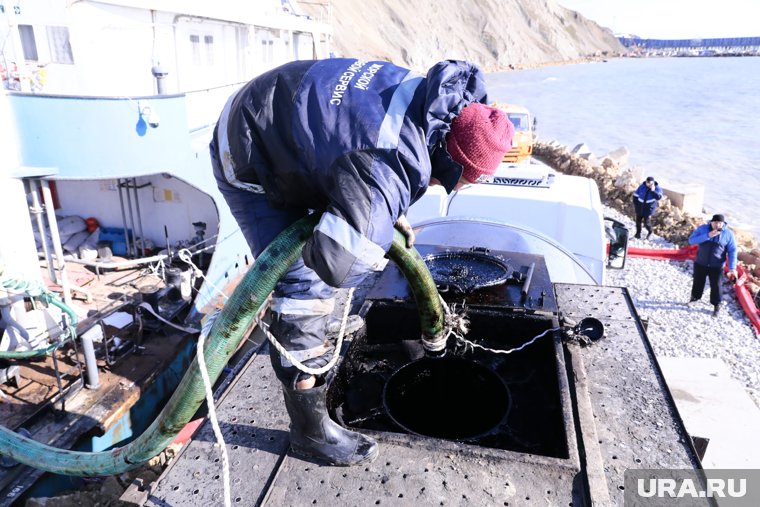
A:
190 34 201 65
18 24 39 61
46 26 74 64
190 34 214 66
261 40 274 63
204 35 214 65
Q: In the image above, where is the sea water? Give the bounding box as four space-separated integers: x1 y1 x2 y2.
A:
488 57 760 238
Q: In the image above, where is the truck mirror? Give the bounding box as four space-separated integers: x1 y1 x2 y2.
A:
604 217 629 270
532 117 538 131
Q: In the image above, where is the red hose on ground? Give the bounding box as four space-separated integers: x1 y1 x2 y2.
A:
626 245 760 335
731 265 760 336
627 244 698 261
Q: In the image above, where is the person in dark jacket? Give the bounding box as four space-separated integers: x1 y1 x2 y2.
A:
687 214 738 317
209 58 514 466
632 176 663 239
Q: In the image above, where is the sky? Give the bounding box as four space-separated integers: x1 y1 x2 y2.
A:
557 0 760 39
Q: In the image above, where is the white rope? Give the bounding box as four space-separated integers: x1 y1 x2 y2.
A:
196 309 231 507
185 249 354 506
455 326 559 355
177 247 352 505
254 287 355 376
177 242 231 506
145 257 165 279
177 249 229 302
436 294 555 355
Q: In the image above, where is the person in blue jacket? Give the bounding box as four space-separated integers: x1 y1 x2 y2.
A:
209 58 514 466
632 176 663 239
687 214 738 317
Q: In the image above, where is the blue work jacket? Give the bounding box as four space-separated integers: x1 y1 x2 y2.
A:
210 58 488 287
632 181 663 217
688 223 738 269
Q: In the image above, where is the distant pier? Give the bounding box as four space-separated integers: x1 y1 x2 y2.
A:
618 36 760 57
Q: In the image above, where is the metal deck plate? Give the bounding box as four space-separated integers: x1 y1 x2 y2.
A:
263 444 578 506
150 284 699 506
148 347 290 506
555 283 700 504
149 342 581 506
554 283 638 322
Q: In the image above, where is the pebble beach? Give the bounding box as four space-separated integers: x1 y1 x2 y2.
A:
602 206 760 407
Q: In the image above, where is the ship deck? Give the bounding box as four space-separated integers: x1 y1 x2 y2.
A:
147 284 700 506
0 261 200 505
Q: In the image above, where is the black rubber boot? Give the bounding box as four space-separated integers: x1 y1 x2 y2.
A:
282 379 379 466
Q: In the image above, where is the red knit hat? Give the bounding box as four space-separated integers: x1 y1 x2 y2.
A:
446 103 514 183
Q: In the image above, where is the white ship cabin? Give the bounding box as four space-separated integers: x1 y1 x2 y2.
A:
1 0 333 323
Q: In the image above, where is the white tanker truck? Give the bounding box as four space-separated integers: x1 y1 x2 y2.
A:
407 162 630 284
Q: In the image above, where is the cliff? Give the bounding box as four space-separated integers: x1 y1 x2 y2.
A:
304 0 624 71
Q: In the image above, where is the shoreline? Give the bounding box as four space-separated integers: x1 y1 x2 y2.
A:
532 140 760 298
483 55 614 73
483 53 760 74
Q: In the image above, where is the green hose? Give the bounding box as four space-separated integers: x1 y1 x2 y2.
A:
0 283 78 359
0 215 444 476
0 342 60 359
390 230 445 339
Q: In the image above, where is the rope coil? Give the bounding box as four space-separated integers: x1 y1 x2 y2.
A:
254 287 356 376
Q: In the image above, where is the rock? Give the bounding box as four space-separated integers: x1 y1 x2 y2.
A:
603 146 630 168
628 165 645 181
535 139 759 249
738 252 760 265
734 228 759 249
614 170 638 192
601 159 623 178
571 143 593 156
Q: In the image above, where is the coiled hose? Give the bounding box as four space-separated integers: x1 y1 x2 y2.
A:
0 214 445 476
0 279 79 359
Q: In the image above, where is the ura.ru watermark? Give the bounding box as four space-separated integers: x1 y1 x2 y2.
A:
624 469 760 506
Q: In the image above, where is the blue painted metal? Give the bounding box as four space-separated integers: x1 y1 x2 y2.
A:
23 336 196 499
5 90 251 319
7 93 191 179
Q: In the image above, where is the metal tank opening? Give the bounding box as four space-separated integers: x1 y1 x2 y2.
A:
383 356 510 440
327 302 569 459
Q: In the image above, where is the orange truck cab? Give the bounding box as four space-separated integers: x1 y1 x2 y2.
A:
493 103 536 164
